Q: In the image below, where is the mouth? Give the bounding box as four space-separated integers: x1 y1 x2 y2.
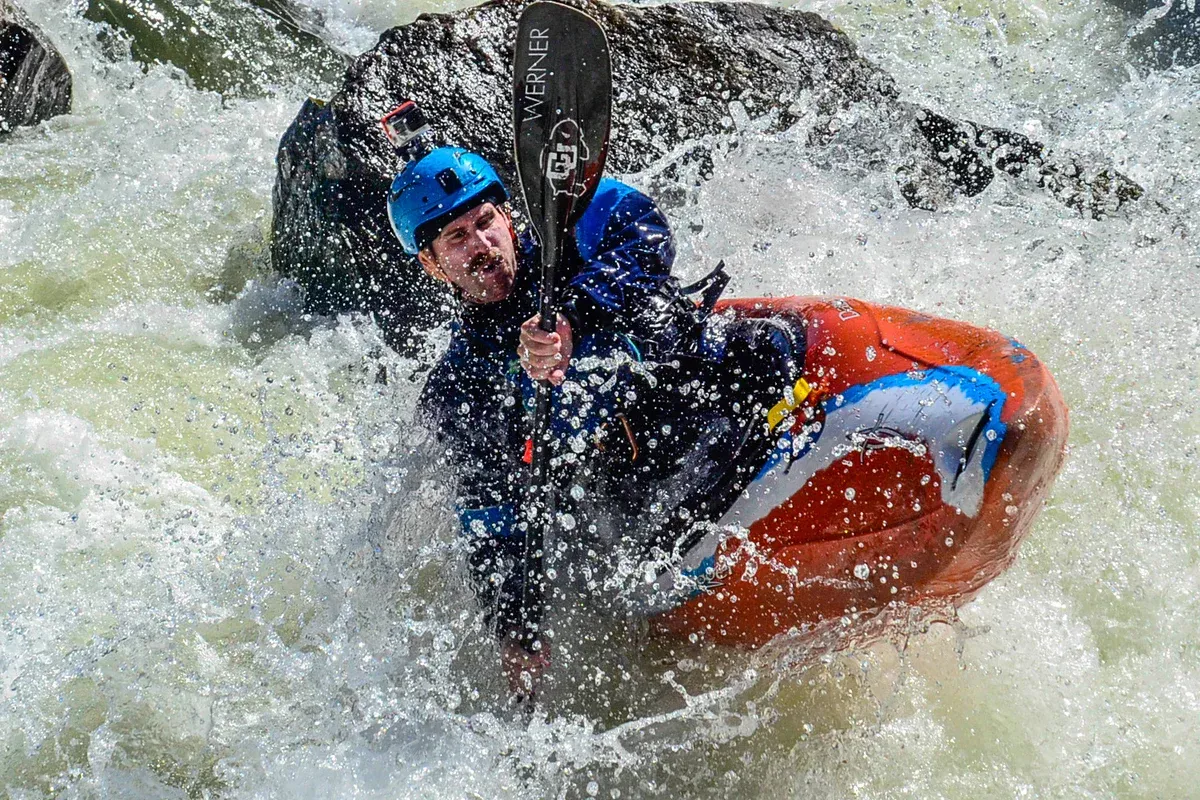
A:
474 256 505 277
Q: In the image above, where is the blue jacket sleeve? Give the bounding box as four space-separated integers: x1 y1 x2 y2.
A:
563 179 676 336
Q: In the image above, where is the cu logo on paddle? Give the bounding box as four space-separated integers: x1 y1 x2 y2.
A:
541 118 589 196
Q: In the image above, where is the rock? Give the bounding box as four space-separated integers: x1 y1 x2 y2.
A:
0 0 72 133
271 0 1143 345
1130 0 1199 70
84 0 349 97
901 109 1143 215
1102 0 1198 70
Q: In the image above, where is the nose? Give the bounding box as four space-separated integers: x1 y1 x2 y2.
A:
465 226 493 257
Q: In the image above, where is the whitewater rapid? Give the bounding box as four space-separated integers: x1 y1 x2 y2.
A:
1 0 1196 797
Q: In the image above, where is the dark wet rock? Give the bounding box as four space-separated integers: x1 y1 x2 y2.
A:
0 0 72 133
1129 0 1199 70
1102 0 1198 70
83 0 350 97
271 0 1144 345
901 109 1143 214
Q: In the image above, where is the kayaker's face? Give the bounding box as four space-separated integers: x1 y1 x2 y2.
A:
418 202 518 304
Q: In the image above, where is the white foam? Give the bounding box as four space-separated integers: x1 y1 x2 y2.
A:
1 0 1197 796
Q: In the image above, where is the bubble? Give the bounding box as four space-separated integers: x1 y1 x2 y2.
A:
854 563 870 580
844 487 856 500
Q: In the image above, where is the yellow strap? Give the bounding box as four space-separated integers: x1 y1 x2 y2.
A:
767 378 812 431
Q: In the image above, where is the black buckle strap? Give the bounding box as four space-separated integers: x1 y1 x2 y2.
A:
680 260 730 316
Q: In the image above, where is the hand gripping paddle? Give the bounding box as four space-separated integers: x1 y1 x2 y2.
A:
512 1 611 652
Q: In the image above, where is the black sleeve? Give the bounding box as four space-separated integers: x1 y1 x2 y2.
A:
417 356 540 646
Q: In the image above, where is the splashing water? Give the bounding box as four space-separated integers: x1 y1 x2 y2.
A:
1 0 1196 796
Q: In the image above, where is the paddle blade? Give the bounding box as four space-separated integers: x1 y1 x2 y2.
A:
513 1 612 245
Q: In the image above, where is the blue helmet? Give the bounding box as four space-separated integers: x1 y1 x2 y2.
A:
386 147 509 255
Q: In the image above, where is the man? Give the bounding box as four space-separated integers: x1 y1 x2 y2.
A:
388 146 802 698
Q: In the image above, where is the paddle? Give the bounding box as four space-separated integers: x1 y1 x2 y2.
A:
512 0 612 651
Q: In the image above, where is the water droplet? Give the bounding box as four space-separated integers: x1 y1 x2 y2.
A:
844 487 856 501
571 484 585 500
865 346 877 362
587 781 599 797
945 537 955 547
559 513 576 531
853 563 870 580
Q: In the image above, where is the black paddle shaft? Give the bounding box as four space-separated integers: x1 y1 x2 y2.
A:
512 1 611 648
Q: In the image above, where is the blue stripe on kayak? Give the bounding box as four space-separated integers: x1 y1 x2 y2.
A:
755 365 1008 484
832 366 1008 481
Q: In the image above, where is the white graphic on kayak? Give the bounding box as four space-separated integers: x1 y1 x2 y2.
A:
631 366 1007 614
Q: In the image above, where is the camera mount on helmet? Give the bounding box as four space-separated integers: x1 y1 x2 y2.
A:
381 100 433 163
382 102 511 255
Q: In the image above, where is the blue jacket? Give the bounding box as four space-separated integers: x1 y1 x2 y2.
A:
417 178 676 640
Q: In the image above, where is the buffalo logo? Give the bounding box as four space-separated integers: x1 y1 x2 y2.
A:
540 118 589 197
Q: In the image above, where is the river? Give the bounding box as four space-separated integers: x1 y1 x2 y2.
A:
1 0 1196 796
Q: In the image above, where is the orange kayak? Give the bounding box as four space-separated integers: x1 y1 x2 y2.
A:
644 297 1069 647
